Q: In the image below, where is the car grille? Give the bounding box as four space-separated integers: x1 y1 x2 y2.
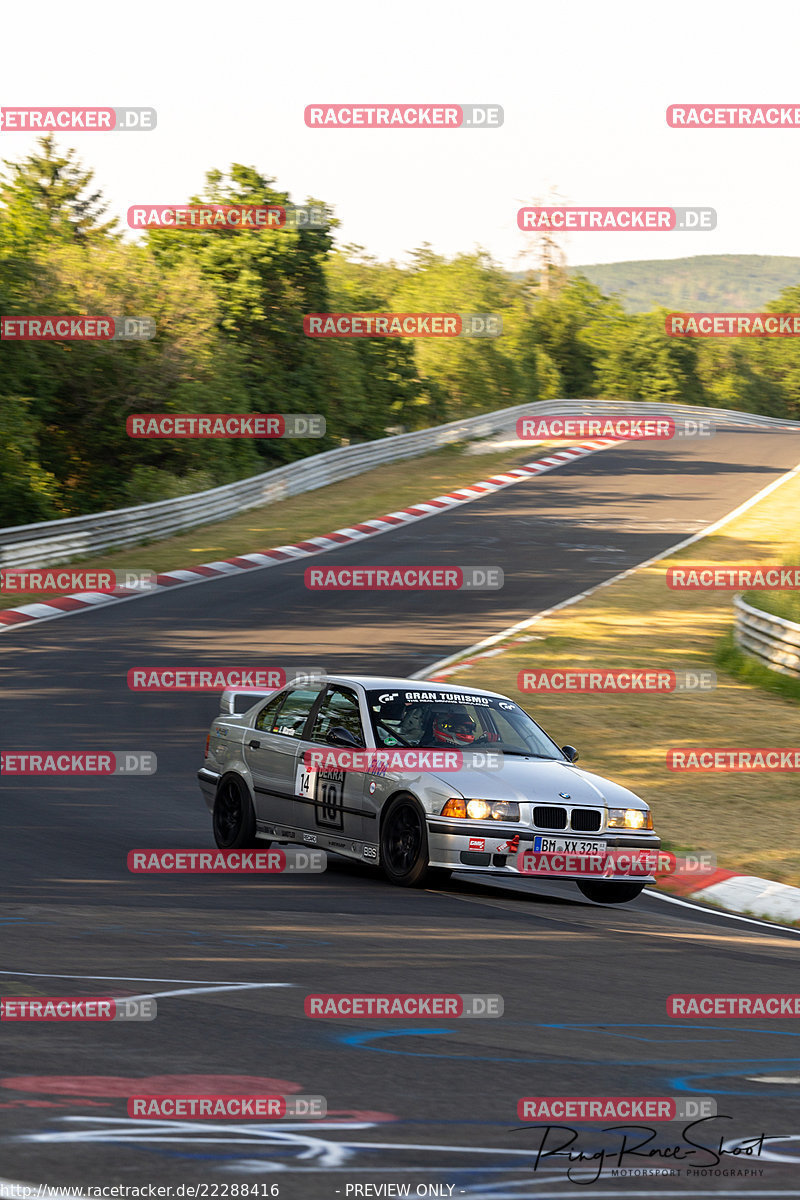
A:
533 806 568 829
531 806 603 832
570 809 602 832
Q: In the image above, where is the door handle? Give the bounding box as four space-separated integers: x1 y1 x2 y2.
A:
248 740 261 749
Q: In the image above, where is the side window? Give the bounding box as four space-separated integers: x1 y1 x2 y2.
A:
254 693 285 732
268 687 324 739
310 687 365 745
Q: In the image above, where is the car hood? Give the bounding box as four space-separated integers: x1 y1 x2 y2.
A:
429 757 646 808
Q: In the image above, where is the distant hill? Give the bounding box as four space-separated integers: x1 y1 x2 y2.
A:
569 255 800 313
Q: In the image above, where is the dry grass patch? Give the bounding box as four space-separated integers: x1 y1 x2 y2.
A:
449 469 800 884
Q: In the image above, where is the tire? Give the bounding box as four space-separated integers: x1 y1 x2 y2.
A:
380 795 436 887
212 775 262 849
577 880 646 905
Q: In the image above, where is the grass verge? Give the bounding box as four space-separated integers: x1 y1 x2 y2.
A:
715 630 800 704
743 570 800 623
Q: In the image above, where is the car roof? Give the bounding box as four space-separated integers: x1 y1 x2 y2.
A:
324 675 508 700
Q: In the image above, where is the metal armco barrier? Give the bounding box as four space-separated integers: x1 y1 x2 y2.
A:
1 399 798 570
734 593 800 679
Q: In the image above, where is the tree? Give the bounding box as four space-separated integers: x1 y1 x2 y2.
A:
592 310 704 405
145 162 342 462
530 276 615 397
390 249 532 418
0 135 118 253
0 396 61 524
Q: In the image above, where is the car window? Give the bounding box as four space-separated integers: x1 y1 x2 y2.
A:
487 708 541 753
310 686 365 744
262 686 324 739
254 692 285 732
366 689 564 757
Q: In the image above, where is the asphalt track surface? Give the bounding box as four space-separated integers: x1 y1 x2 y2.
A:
2 428 800 1196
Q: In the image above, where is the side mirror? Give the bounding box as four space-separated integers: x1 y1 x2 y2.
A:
561 745 579 763
326 726 364 748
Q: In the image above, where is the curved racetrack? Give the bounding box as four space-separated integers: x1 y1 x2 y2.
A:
3 426 800 1196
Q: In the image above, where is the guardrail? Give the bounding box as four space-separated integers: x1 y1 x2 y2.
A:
734 594 800 679
2 399 798 570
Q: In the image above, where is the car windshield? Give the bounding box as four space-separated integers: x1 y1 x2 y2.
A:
365 688 566 758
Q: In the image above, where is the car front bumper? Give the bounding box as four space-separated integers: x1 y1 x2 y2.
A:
427 819 662 880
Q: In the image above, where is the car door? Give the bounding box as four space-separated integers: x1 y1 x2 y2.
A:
244 684 326 836
293 684 372 852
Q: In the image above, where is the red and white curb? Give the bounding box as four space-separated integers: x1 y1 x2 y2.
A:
659 867 800 926
0 438 617 633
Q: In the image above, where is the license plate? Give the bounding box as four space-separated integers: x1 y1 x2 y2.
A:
533 836 607 853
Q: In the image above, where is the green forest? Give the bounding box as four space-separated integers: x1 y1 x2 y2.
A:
575 254 800 313
2 138 799 527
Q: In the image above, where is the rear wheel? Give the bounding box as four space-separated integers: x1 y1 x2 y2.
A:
212 775 262 849
381 796 437 887
577 880 645 905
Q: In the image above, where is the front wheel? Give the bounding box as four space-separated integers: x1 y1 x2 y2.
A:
577 880 646 905
212 775 262 849
380 796 437 887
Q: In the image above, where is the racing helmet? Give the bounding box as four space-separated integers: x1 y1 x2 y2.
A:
431 706 476 747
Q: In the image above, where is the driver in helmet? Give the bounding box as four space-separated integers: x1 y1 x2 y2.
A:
429 706 477 748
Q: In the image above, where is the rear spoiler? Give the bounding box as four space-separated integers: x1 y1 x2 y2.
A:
219 672 327 716
219 689 275 716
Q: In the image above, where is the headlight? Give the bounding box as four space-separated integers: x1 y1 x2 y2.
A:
607 807 652 830
441 798 520 821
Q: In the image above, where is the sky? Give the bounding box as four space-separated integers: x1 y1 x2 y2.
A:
3 0 800 270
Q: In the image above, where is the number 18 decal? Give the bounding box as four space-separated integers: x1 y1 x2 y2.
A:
294 763 345 829
315 768 345 829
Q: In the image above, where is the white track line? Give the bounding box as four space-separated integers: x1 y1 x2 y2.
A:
648 890 800 933
0 969 292 986
413 458 800 679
